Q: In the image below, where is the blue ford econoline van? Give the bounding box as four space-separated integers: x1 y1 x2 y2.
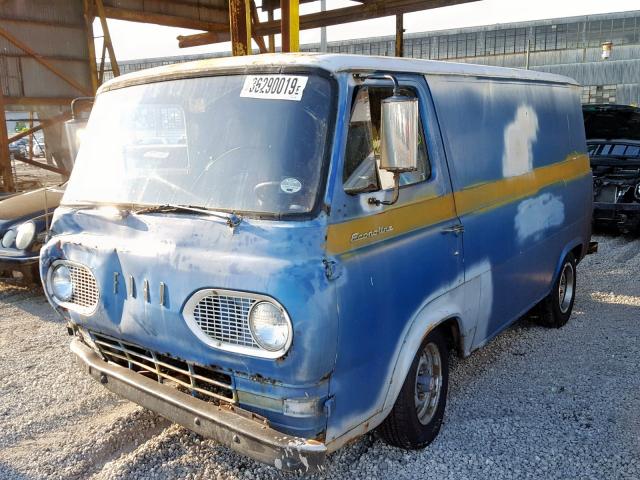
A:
41 54 592 473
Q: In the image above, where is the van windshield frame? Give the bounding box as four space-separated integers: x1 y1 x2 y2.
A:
62 67 337 220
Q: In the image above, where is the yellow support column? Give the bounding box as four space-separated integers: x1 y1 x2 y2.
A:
280 0 299 53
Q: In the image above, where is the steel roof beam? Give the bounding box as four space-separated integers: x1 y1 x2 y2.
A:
3 97 76 107
178 0 479 48
102 6 228 32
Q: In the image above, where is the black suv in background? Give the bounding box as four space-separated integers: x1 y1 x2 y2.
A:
583 104 640 233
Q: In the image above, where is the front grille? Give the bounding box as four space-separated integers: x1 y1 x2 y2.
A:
192 293 259 349
90 332 235 403
67 263 99 310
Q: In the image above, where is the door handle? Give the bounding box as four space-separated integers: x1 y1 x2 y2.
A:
442 224 464 235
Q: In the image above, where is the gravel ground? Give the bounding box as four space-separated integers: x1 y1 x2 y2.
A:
1 234 639 479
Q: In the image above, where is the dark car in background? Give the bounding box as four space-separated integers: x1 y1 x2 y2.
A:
9 138 45 158
0 97 90 283
0 185 64 282
583 104 640 233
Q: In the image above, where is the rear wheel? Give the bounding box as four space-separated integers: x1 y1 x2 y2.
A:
535 252 577 328
378 329 449 449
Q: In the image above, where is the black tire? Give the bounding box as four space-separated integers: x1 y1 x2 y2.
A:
535 252 577 328
378 329 449 449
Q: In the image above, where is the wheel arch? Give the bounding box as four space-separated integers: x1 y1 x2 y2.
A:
325 282 478 453
380 287 471 415
438 316 464 358
553 238 583 286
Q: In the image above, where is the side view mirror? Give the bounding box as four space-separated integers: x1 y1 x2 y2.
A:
64 97 94 166
64 118 87 165
369 93 419 206
380 95 419 174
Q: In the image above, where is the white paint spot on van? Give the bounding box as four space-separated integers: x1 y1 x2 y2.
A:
502 105 539 178
515 193 565 243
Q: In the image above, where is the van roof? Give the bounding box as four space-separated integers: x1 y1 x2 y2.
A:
99 52 579 93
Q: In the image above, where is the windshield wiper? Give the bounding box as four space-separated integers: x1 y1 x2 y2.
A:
133 204 243 228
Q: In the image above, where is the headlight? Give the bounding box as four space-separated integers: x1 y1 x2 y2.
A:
15 221 36 250
635 183 640 201
1 229 16 248
248 301 291 352
51 264 73 302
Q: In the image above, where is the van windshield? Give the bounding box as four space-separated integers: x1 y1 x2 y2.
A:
63 73 334 216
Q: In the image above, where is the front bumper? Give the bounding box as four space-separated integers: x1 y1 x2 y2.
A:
71 339 327 473
593 202 640 229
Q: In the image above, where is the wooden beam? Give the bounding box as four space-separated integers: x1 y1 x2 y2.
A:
0 16 84 29
13 156 69 176
28 112 33 161
250 0 267 54
8 112 71 144
261 0 315 11
0 53 91 63
267 9 276 53
179 31 229 47
98 39 107 85
94 0 120 77
83 0 99 93
179 0 478 48
0 25 93 96
102 6 228 31
0 85 16 192
228 0 251 56
395 14 404 57
3 97 75 107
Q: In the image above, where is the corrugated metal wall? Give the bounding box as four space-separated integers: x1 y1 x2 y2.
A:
0 0 96 173
0 0 92 104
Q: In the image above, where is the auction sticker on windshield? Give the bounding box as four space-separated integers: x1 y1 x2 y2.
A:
241 75 308 101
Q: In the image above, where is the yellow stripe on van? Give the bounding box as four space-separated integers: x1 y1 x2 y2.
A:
454 153 590 215
326 194 457 256
326 153 590 255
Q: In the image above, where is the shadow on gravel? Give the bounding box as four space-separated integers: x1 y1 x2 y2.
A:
0 283 40 300
0 462 33 480
0 282 62 323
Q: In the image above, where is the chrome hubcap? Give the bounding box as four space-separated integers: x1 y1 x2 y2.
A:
414 342 442 425
558 262 575 314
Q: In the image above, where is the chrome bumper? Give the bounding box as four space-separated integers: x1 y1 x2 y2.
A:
70 339 327 473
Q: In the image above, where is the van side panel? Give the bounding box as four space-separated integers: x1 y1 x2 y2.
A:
426 75 591 345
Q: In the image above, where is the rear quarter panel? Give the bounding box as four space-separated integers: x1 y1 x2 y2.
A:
427 74 592 345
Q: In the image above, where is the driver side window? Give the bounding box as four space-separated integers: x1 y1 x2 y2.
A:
343 86 430 194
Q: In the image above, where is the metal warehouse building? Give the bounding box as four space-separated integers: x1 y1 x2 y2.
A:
115 9 640 106
308 9 640 105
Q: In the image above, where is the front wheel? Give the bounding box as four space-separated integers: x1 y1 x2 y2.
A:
535 252 577 328
378 329 449 449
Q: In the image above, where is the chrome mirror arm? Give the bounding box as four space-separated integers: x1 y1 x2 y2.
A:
368 172 401 206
